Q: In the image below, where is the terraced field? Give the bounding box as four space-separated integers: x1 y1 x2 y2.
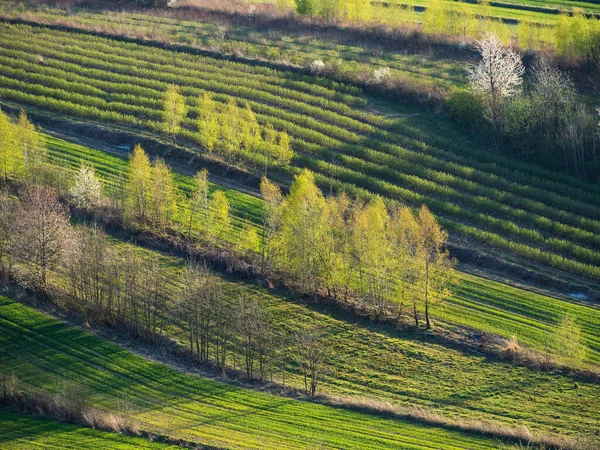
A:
0 296 526 450
1 24 599 282
0 410 179 450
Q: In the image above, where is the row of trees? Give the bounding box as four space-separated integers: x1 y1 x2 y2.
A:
260 170 456 328
451 33 599 180
0 183 328 394
285 0 599 59
163 86 293 171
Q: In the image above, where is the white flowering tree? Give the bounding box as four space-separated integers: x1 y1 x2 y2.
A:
70 163 103 210
468 34 524 148
310 60 325 74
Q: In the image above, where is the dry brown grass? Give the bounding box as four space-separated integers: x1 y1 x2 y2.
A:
0 371 139 434
318 394 576 449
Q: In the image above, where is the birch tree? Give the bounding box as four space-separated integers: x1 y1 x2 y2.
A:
163 84 187 138
124 145 152 227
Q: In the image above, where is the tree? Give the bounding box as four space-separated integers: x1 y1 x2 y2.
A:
468 34 525 149
197 93 219 152
295 327 328 397
237 296 270 381
187 168 210 238
295 0 313 15
390 206 420 324
274 131 294 167
0 108 18 183
149 158 177 231
10 186 72 286
70 163 103 210
0 193 16 280
15 111 46 183
163 84 187 138
553 315 586 367
240 104 262 153
178 260 217 363
220 99 241 162
260 177 283 274
124 144 152 227
351 196 394 318
262 123 277 175
209 190 231 242
278 169 329 295
416 205 455 330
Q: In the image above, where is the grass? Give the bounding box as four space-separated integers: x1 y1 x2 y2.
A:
1 24 600 281
41 132 600 367
30 223 600 437
0 409 180 449
0 296 529 450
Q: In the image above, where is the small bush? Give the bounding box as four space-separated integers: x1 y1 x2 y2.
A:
447 89 483 129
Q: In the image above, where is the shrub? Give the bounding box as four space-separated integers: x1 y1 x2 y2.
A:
447 89 483 129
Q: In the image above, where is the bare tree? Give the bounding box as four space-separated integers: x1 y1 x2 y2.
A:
10 186 72 286
237 296 271 382
178 260 215 362
295 327 328 397
0 193 15 281
468 34 524 149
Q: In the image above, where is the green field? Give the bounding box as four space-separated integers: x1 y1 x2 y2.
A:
7 149 596 440
42 133 600 368
0 410 180 450
0 296 531 450
1 24 600 283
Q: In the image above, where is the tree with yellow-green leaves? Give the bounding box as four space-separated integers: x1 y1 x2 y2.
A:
390 206 421 325
209 190 231 242
220 99 241 162
163 84 187 138
261 123 277 175
240 104 262 153
416 205 455 329
0 109 19 183
149 158 177 231
278 169 330 296
323 193 352 300
15 111 46 183
124 144 152 227
352 196 395 318
187 168 210 238
274 131 293 167
260 176 284 275
422 0 446 35
197 93 219 153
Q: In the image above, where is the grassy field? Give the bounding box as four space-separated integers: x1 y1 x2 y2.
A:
0 296 532 450
1 24 600 282
42 133 600 365
0 410 180 450
18 190 597 439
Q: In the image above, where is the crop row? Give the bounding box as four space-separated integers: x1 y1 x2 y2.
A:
2 26 600 277
8 25 600 211
12 77 600 272
6 77 600 274
0 297 503 450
